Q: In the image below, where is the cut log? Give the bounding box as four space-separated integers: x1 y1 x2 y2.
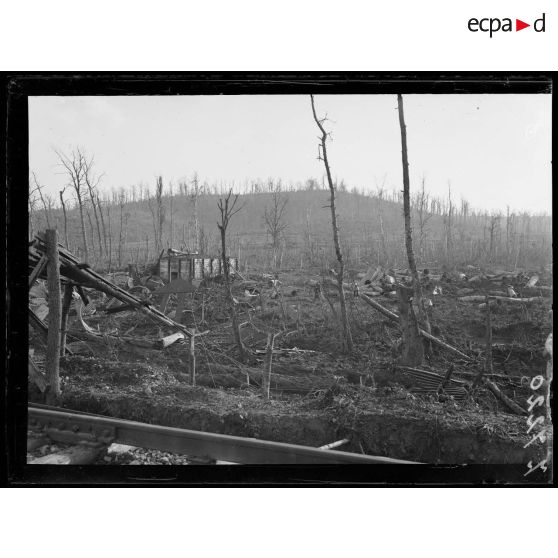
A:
157 331 185 349
526 275 539 288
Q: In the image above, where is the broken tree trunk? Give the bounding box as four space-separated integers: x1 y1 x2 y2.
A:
482 378 527 415
45 230 61 404
359 293 471 361
310 94 354 353
397 284 424 366
397 93 431 335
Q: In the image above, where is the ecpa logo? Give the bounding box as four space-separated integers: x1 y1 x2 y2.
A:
468 13 546 37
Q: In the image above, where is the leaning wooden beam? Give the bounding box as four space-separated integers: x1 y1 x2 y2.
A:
360 294 472 361
28 357 48 393
29 307 48 343
32 233 194 338
29 255 48 287
45 230 61 404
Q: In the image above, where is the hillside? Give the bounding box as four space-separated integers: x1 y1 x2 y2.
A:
29 184 552 273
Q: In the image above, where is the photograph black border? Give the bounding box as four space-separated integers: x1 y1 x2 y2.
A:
2 71 555 486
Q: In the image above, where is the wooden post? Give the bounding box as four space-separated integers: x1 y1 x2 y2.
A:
59 283 74 356
485 295 493 376
45 229 61 404
189 329 196 386
262 332 275 399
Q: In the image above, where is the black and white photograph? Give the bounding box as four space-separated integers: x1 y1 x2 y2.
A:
5 74 553 485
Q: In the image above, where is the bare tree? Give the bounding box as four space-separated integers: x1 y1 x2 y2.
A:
31 173 52 229
217 190 247 362
396 94 431 335
147 176 166 254
190 173 201 252
56 148 89 262
117 192 130 269
96 193 109 259
83 155 105 259
263 183 288 269
416 175 432 264
310 94 354 353
59 187 70 248
488 213 501 262
443 182 454 266
168 181 174 247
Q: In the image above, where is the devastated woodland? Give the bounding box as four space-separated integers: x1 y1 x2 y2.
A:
27 95 552 467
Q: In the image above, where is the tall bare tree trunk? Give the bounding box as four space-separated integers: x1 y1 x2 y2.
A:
59 188 70 248
310 95 353 353
397 94 431 335
218 191 247 362
96 194 109 261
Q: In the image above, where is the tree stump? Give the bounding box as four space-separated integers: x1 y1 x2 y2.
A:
397 284 424 366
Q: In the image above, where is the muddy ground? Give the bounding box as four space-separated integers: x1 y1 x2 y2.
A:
29 266 552 465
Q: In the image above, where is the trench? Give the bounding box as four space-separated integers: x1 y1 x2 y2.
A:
34 388 543 465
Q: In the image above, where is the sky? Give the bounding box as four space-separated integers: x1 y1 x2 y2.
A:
29 94 551 214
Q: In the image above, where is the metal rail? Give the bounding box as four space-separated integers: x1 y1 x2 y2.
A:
28 404 418 465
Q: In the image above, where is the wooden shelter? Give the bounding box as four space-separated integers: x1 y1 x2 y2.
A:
156 248 238 281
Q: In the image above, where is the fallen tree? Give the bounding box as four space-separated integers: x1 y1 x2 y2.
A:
458 295 541 304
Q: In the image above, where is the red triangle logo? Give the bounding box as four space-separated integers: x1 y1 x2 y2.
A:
516 19 530 31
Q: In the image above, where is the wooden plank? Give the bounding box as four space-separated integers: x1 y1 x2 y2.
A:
29 255 48 287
